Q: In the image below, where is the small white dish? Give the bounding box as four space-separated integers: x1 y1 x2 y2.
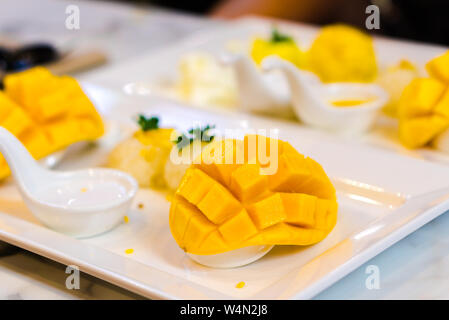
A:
262 56 389 134
0 126 138 238
188 245 274 268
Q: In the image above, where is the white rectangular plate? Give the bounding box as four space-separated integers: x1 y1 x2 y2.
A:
82 17 449 166
1 84 449 299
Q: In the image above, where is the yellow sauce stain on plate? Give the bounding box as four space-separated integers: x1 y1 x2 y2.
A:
123 216 130 223
236 281 245 289
125 248 134 254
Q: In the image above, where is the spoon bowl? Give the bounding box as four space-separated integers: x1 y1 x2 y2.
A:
0 126 138 238
262 56 389 134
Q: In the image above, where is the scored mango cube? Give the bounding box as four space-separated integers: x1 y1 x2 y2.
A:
20 129 51 159
0 92 18 120
218 209 258 244
176 168 215 205
1 107 33 136
170 135 338 255
433 89 449 118
247 193 286 229
280 193 316 227
35 89 72 121
169 198 196 243
268 152 308 191
194 139 244 186
183 213 216 252
426 51 449 83
229 163 268 202
399 115 449 148
199 230 229 255
397 66 449 148
197 182 242 224
398 78 446 118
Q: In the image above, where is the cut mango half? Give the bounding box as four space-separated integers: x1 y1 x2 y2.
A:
0 67 104 179
169 135 338 255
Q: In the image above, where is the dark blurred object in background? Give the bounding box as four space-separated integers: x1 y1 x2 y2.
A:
1 44 58 72
126 0 449 46
0 43 59 89
378 0 449 46
151 0 216 13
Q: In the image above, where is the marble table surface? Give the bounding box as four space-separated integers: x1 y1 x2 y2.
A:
1 0 449 300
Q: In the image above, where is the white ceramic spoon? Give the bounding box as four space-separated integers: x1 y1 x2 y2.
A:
220 53 293 117
0 127 138 238
262 56 389 135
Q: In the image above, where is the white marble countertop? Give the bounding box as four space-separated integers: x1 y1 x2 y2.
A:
1 0 449 300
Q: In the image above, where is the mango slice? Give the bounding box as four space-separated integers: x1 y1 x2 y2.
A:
307 25 377 83
169 136 337 255
398 51 449 148
0 67 104 179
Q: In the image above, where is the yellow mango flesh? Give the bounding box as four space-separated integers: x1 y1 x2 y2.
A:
250 38 307 68
397 55 449 148
169 136 337 255
426 51 449 83
306 25 377 83
398 78 445 118
0 67 104 179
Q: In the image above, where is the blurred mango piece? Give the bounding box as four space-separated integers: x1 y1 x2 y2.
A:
170 136 337 255
0 67 104 179
426 51 449 83
250 29 307 68
398 52 449 148
398 78 445 118
307 25 377 83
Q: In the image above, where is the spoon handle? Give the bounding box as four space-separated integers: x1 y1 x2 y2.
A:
0 126 49 191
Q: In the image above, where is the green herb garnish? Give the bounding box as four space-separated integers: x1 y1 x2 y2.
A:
174 124 215 150
137 115 159 131
270 28 293 43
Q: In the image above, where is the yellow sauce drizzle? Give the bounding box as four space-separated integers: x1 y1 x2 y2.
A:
331 99 373 107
